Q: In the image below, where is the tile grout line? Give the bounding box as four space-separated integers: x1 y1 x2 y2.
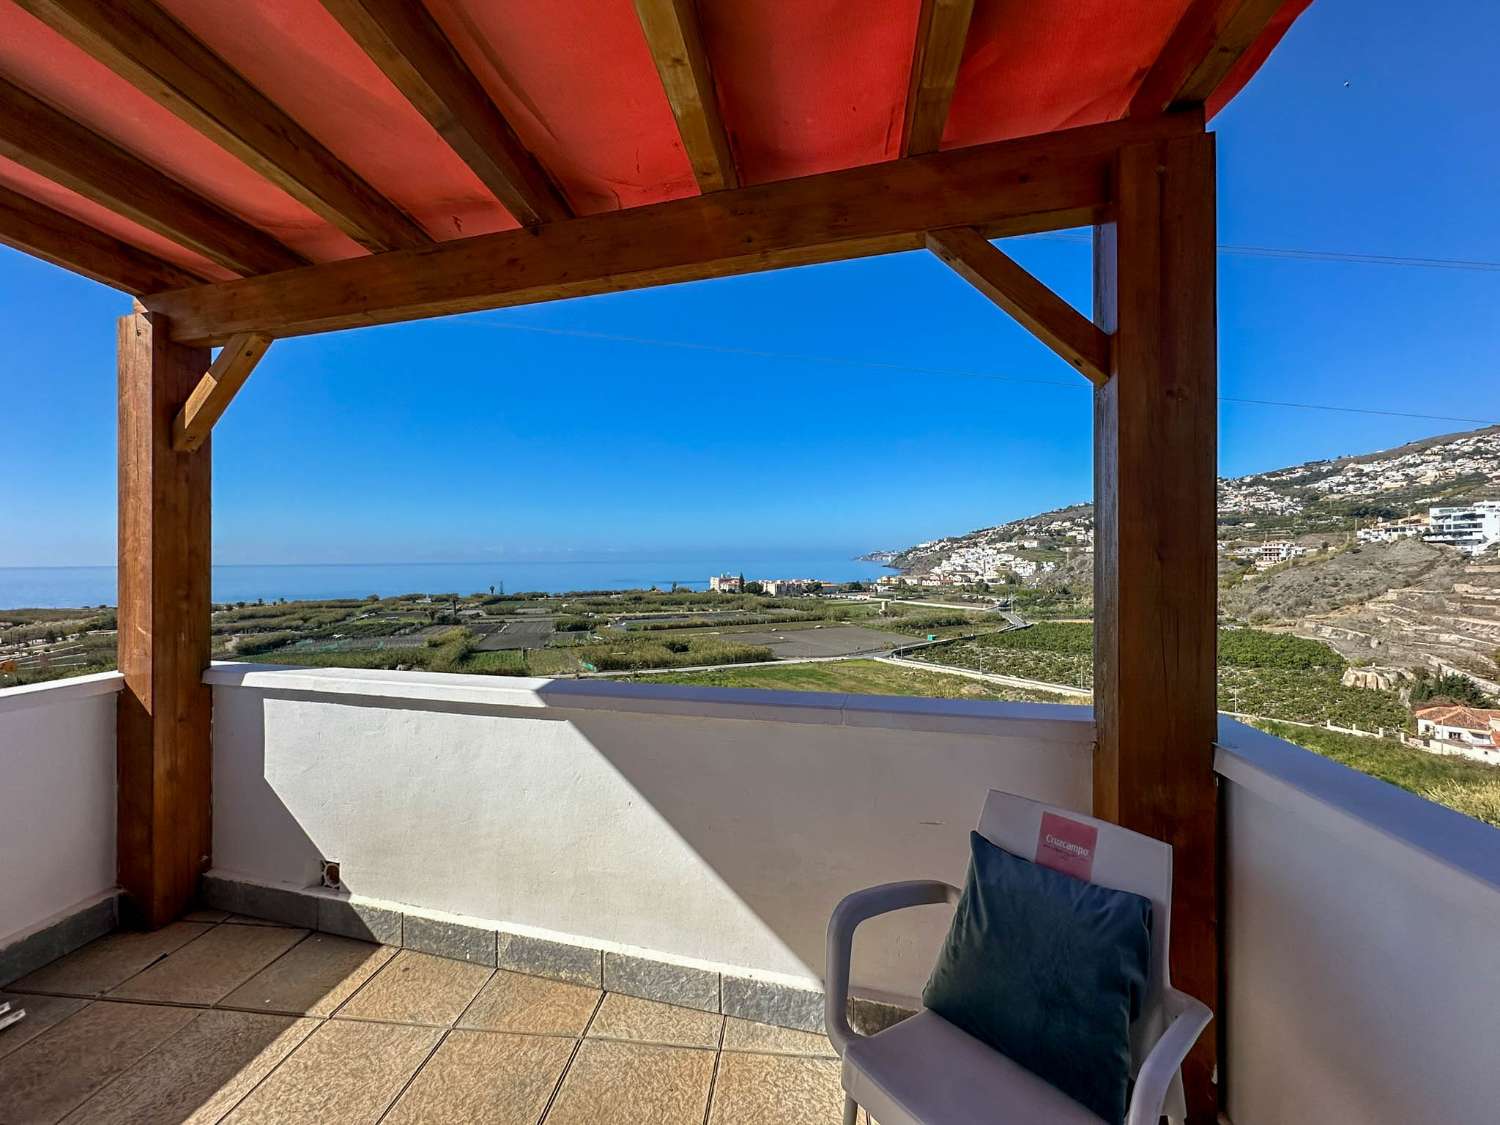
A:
374 1026 452 1125
699 1002 730 1125
535 989 606 1125
202 927 317 1011
322 942 412 1020
50 998 219 1124
77 919 222 998
446 962 499 1031
206 1012 331 1123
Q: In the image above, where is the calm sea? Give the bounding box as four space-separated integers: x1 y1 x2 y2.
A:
0 557 894 609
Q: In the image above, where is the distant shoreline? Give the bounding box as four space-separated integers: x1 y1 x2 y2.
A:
0 557 897 610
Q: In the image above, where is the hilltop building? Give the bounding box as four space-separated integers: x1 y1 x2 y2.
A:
1424 501 1500 555
1356 515 1427 544
1245 541 1308 570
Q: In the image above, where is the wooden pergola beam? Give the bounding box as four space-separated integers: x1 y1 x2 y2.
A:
15 0 431 253
145 113 1203 346
1130 0 1286 115
1093 132 1219 1117
0 184 207 294
0 77 305 277
633 0 738 193
319 0 570 227
902 0 975 156
926 227 1109 385
117 308 212 929
172 333 273 453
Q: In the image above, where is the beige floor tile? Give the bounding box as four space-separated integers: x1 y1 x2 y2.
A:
384 1029 574 1125
721 1016 837 1058
59 1009 318 1125
0 999 198 1125
709 1051 849 1125
219 934 395 1016
588 992 723 1048
181 909 231 923
0 992 88 1060
109 923 307 1005
10 924 212 996
457 968 600 1036
222 1018 439 1125
334 949 492 1026
544 1039 715 1125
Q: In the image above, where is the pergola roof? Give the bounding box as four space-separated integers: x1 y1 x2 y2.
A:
0 0 1309 298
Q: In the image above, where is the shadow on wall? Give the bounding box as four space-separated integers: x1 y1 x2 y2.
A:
209 679 1094 1001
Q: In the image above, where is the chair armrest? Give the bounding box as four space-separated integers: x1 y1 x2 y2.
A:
824 880 961 1055
1124 988 1213 1125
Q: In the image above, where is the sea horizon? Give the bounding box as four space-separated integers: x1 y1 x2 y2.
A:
0 556 896 609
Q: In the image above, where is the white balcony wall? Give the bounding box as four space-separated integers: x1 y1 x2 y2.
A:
0 673 119 947
208 665 1094 1002
1217 718 1500 1124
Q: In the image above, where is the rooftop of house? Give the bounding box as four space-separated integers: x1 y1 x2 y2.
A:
1413 704 1500 731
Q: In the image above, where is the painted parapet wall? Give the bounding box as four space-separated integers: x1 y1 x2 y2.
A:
206 664 1094 1004
1216 718 1500 1124
0 673 121 968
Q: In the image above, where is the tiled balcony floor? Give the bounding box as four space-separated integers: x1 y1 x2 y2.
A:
1 912 863 1125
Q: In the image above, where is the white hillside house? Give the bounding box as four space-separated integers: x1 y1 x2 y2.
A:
1425 501 1500 556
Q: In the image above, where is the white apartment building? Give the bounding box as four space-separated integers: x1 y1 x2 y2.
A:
708 574 742 592
1356 516 1427 544
1425 501 1500 555
1248 541 1308 570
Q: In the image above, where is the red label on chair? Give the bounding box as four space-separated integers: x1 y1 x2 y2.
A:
1036 813 1098 881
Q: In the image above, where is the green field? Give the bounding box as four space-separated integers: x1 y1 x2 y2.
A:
628 658 1082 704
2 588 1011 686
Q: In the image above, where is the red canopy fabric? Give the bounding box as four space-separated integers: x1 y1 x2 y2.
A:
0 0 1308 276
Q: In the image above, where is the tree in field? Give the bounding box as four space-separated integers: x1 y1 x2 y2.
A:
1410 670 1493 708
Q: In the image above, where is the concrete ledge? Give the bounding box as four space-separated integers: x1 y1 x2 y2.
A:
1216 716 1500 915
0 671 123 717
0 892 118 986
205 661 1096 742
199 873 909 1034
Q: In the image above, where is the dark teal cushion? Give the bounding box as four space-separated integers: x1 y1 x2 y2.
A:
922 831 1152 1125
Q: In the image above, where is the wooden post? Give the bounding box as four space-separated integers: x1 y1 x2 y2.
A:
1093 132 1219 1119
117 308 212 928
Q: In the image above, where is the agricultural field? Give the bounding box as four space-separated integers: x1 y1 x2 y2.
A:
910 622 1412 729
0 606 118 686
633 658 1082 704
911 622 1095 688
1 588 1008 685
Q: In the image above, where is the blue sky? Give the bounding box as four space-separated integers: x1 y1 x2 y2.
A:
3 0 1498 567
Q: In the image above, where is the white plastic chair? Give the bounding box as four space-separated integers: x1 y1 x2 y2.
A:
825 789 1212 1125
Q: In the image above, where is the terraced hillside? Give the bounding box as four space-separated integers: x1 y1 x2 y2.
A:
1297 557 1500 690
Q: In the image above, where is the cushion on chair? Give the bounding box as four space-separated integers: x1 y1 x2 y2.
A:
921 831 1151 1125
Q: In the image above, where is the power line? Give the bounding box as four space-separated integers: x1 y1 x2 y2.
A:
475 321 1500 427
1026 232 1500 273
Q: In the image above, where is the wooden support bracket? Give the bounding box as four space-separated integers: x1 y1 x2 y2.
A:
925 227 1111 385
172 333 272 453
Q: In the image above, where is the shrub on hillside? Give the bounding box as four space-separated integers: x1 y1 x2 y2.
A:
1410 670 1492 708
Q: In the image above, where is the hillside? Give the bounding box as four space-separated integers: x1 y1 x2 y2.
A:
875 426 1500 681
880 424 1500 578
